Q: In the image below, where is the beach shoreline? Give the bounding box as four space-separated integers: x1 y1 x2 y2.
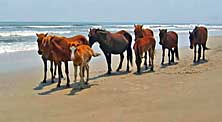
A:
0 36 222 122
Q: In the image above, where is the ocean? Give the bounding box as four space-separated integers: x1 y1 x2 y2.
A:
0 22 222 54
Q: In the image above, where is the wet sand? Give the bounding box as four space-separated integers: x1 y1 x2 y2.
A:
0 36 222 122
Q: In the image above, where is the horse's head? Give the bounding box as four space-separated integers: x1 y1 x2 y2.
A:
36 33 48 55
159 29 167 45
134 24 144 40
189 31 195 49
88 28 98 47
40 35 54 57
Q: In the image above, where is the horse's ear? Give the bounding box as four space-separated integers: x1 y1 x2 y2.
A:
141 25 143 28
134 24 136 28
159 29 161 31
36 33 39 37
44 33 48 37
189 31 191 34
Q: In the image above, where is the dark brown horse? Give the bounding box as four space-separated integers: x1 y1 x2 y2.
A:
133 36 156 73
189 26 208 63
159 29 179 65
134 24 154 68
88 28 133 74
36 33 63 83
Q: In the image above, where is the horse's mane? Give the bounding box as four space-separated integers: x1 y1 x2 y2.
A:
95 28 108 33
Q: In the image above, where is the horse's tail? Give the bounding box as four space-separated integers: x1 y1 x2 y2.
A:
124 32 133 66
175 46 179 60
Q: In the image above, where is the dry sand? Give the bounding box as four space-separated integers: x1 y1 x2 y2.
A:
0 36 222 122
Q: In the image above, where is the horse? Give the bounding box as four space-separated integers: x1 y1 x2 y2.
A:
70 42 100 88
36 33 63 83
133 36 156 73
88 28 133 74
40 35 89 87
134 24 154 68
134 24 153 39
159 29 179 65
189 26 208 63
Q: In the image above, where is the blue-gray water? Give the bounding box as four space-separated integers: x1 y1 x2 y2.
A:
0 22 222 54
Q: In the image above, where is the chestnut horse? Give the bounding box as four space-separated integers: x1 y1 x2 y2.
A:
189 26 208 62
36 33 63 83
70 42 100 88
159 29 179 65
134 24 153 39
134 24 154 68
40 35 89 87
133 36 156 73
88 28 133 74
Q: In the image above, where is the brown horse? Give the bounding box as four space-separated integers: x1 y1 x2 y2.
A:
159 29 179 65
189 26 208 63
88 28 133 74
40 35 89 87
36 33 63 83
134 24 154 68
134 24 153 39
70 42 100 88
133 36 156 73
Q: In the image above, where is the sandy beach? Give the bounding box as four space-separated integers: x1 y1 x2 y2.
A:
0 36 222 122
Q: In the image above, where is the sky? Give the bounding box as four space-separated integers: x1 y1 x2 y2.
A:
0 0 221 24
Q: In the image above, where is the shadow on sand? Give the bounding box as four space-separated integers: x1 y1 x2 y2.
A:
160 62 178 68
192 59 208 66
33 78 59 90
38 81 98 96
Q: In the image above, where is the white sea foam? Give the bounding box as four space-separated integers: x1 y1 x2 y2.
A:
0 42 37 54
0 31 72 37
26 25 73 28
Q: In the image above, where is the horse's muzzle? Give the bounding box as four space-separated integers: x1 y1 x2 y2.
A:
159 42 162 45
38 50 42 55
190 45 193 49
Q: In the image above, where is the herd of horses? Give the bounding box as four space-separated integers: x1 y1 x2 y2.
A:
36 25 208 89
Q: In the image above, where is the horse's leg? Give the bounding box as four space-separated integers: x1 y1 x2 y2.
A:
161 47 165 65
57 62 62 87
53 62 57 78
168 49 171 65
193 44 197 63
198 44 201 62
42 58 47 83
104 53 112 74
144 52 148 70
171 48 175 63
65 61 70 88
85 64 89 85
50 60 54 83
203 43 206 60
74 64 77 82
117 53 124 72
149 50 154 71
79 64 85 89
60 63 64 79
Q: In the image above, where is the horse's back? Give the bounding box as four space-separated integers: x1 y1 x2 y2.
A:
195 27 208 44
144 29 154 37
134 36 156 53
68 35 89 45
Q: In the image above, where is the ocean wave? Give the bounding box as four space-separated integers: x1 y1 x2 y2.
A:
25 25 73 29
0 42 37 54
0 31 72 37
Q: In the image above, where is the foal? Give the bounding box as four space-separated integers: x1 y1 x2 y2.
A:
70 41 100 88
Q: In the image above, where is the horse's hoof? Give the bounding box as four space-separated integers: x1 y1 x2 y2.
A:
116 69 120 72
107 71 111 75
161 62 164 65
57 84 61 88
66 84 70 88
51 80 54 83
42 80 46 83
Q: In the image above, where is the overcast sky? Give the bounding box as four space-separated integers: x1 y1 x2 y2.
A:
0 0 221 24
